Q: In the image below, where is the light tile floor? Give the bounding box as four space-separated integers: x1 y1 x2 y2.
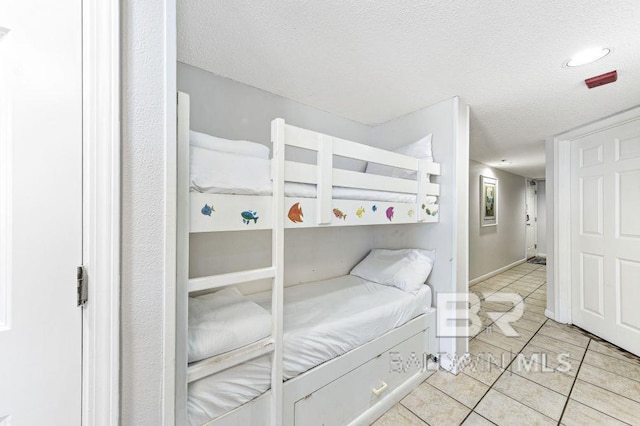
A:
373 263 640 426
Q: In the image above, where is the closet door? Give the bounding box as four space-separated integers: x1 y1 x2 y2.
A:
0 1 83 424
570 117 640 356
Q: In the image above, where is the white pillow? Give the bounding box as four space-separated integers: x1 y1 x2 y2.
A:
190 130 270 159
188 287 272 363
365 134 433 180
190 146 273 195
350 248 435 294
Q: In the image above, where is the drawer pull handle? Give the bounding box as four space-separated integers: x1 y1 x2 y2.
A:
372 381 388 396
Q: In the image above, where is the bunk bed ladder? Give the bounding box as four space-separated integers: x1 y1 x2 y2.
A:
177 93 284 425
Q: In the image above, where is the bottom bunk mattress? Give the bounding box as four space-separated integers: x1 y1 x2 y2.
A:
187 275 432 425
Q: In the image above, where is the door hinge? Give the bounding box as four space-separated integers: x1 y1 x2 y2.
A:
77 266 87 307
535 244 537 249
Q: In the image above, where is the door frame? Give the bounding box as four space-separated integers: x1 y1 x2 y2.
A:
552 106 640 324
82 0 121 423
525 178 537 259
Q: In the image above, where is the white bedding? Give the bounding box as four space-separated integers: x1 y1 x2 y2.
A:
187 275 432 425
254 275 432 379
188 287 272 363
190 146 438 204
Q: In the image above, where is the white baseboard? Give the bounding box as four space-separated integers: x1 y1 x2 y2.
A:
469 258 527 286
537 253 547 258
544 309 555 320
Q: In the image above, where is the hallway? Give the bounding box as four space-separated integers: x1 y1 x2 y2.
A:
373 262 640 425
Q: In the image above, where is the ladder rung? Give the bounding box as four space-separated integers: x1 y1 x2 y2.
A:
187 337 274 383
189 266 276 293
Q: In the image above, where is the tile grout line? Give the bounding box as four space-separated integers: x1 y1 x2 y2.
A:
582 346 640 368
396 401 429 426
393 265 547 425
460 315 550 424
557 337 590 424
570 365 640 407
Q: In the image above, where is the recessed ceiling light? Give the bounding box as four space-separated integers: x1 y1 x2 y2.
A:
566 47 611 67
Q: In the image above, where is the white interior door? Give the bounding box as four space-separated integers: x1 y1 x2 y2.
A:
525 180 537 258
0 1 83 424
571 118 640 356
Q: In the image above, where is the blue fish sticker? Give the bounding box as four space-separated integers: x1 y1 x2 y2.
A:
241 210 259 224
201 204 214 216
372 205 377 212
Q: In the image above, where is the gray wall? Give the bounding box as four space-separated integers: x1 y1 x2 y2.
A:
179 63 462 295
179 63 381 289
536 180 547 255
469 160 527 281
370 98 462 297
371 98 468 366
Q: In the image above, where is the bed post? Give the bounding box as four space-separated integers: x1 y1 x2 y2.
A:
317 134 333 225
417 159 428 222
270 118 285 426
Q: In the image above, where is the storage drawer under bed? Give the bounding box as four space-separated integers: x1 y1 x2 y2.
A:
293 328 430 426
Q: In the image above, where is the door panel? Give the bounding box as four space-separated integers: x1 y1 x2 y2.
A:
617 258 640 331
571 118 640 356
0 1 82 424
580 175 603 235
580 253 604 317
618 170 640 238
617 135 640 161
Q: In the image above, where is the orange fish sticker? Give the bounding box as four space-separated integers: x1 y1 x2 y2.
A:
288 202 304 223
333 208 347 220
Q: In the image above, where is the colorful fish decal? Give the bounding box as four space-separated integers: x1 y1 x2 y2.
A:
408 209 414 217
201 204 215 216
356 206 365 218
241 210 259 224
386 207 394 221
372 205 377 212
426 208 438 217
288 202 304 223
333 208 347 220
421 204 426 210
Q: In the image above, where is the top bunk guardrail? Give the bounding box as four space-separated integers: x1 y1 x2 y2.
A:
187 118 441 233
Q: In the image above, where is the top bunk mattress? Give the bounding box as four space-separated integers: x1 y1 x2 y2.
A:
190 146 438 204
249 274 432 379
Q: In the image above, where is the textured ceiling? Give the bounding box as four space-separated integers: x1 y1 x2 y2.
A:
178 0 640 178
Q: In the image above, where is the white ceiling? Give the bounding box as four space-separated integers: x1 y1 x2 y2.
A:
178 0 640 178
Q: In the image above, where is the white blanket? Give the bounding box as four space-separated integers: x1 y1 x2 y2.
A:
188 287 272 363
253 275 432 379
187 276 432 424
190 146 438 204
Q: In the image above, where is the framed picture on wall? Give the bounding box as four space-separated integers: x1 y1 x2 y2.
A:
481 175 498 227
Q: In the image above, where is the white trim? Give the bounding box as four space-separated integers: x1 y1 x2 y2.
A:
537 253 547 258
81 0 120 424
0 27 12 333
525 178 538 259
545 309 555 320
163 0 178 424
468 258 527 286
552 105 640 325
553 138 572 324
450 100 470 373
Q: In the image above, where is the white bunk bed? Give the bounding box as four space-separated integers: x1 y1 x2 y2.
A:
176 91 440 426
